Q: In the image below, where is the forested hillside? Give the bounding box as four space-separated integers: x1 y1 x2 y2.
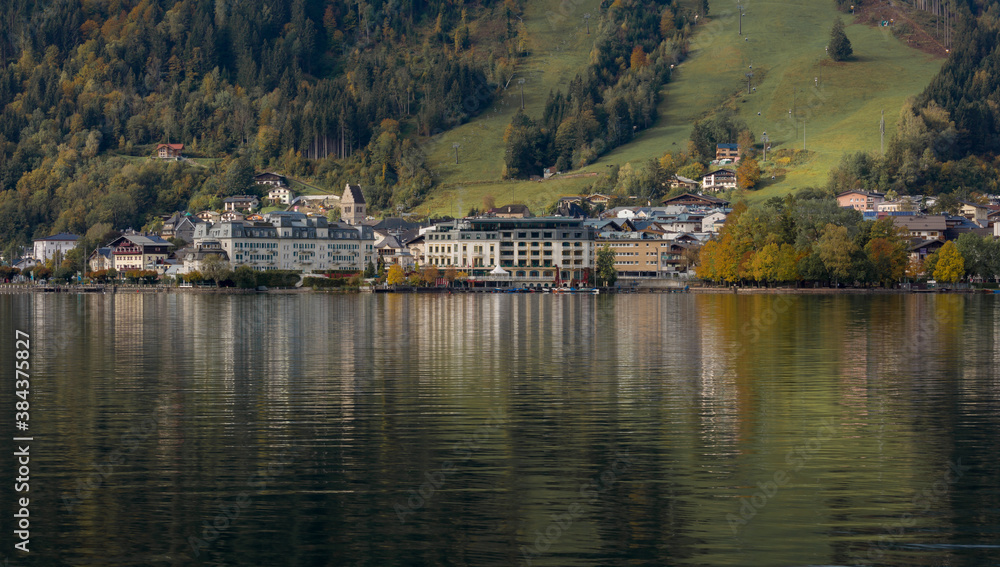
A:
0 0 524 253
828 0 1000 202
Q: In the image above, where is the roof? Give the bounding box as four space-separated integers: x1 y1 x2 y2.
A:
662 193 729 206
222 195 258 202
674 175 698 185
891 215 947 231
35 232 79 242
836 190 886 198
702 168 736 178
490 204 531 215
156 143 183 150
343 184 366 204
717 143 739 150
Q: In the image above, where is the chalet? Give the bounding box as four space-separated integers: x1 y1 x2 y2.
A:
837 190 886 212
107 235 172 271
220 211 245 222
700 169 737 191
341 183 367 225
222 195 259 212
891 215 947 241
669 175 700 191
196 210 221 223
253 172 286 187
267 186 292 205
662 193 729 208
716 144 740 162
908 239 944 263
586 193 612 206
487 204 532 219
701 211 729 233
156 144 183 159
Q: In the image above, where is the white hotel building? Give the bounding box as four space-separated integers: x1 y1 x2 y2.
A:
417 217 598 284
193 212 375 272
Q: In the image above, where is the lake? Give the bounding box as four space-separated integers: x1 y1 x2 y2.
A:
1 293 998 566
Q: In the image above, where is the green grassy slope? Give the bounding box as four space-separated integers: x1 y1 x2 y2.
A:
419 0 943 215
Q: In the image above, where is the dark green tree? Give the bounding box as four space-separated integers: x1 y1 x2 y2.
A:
829 18 853 62
364 261 376 278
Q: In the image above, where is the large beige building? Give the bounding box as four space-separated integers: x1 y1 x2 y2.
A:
193 212 375 272
416 217 598 285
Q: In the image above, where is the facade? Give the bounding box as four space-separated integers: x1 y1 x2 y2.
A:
193 212 375 272
669 175 700 191
156 144 183 159
417 217 598 285
87 248 114 272
837 190 886 212
254 172 286 187
701 211 729 233
959 201 988 227
32 233 79 262
107 235 172 271
716 144 740 162
161 212 203 243
700 169 737 192
267 187 292 205
177 241 230 274
598 234 693 278
341 184 367 225
891 215 947 241
223 195 259 212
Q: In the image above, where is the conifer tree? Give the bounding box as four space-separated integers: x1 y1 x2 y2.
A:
829 18 853 61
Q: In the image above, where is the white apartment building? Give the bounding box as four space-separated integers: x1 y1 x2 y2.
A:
193 212 375 272
417 217 598 283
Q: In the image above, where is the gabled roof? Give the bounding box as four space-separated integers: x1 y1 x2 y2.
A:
222 195 258 202
343 183 366 204
702 168 736 178
489 204 531 215
717 143 739 150
662 193 729 206
156 143 183 150
836 190 885 198
35 232 79 242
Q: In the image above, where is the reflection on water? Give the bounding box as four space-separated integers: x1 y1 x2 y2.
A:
1 293 999 566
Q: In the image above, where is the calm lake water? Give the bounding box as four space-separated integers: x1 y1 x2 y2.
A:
2 293 999 566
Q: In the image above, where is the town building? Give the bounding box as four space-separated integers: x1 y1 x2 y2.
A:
340 184 367 225
837 190 886 212
416 217 598 286
161 212 203 243
597 233 694 278
106 234 172 272
662 193 729 208
155 144 183 159
487 204 532 218
175 241 231 274
193 212 375 273
267 187 292 205
891 215 947 241
223 195 259 212
32 233 79 262
716 143 740 162
254 172 286 187
87 247 114 272
700 169 737 192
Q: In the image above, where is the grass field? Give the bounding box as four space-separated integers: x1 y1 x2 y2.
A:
419 0 944 214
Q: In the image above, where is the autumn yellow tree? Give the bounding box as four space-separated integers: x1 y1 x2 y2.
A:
934 241 964 283
630 46 649 70
817 223 856 282
387 264 406 286
736 157 761 190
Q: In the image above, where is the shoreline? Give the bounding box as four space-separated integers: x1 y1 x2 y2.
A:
0 284 990 295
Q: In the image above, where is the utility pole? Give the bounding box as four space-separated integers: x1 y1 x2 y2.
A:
518 78 525 110
453 142 460 164
803 121 806 151
880 110 886 155
762 131 769 161
584 13 591 34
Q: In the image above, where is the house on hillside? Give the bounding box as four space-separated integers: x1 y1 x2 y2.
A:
267 186 292 205
669 175 700 191
341 184 367 225
223 195 259 212
700 169 737 192
106 234 172 272
156 144 183 159
837 190 886 212
254 172 286 187
716 144 740 162
161 212 203 243
959 200 989 227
